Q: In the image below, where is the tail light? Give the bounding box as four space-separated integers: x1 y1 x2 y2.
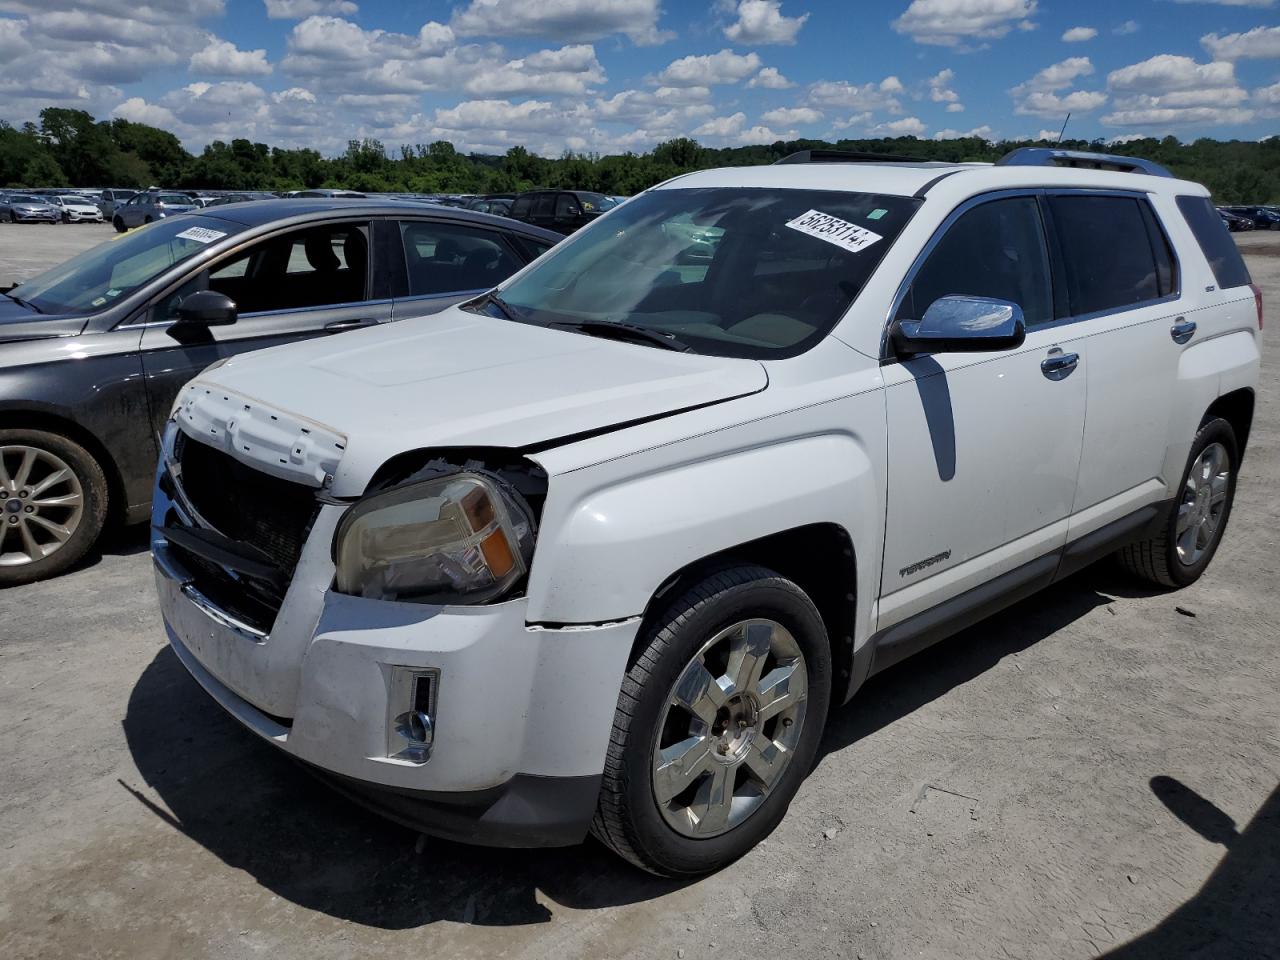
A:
1250 282 1263 330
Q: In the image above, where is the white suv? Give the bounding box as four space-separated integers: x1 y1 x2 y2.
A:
152 149 1261 876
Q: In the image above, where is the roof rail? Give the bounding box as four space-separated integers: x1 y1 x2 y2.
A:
774 149 930 165
996 147 1172 178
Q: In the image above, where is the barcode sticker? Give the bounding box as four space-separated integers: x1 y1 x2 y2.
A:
784 209 882 254
175 226 227 244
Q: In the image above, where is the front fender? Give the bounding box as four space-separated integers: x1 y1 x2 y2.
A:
525 406 885 646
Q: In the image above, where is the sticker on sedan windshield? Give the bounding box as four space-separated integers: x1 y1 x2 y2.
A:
785 209 882 254
175 226 227 244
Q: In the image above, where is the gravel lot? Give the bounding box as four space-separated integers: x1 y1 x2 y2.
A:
1 221 1276 960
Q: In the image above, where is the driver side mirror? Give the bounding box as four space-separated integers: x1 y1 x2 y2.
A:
891 295 1025 358
174 290 237 328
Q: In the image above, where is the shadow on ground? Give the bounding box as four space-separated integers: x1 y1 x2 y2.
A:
124 564 1226 933
1101 777 1280 958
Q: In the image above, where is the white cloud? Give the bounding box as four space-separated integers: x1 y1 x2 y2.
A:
111 96 179 128
691 111 794 144
723 0 809 45
1010 57 1106 116
928 68 960 104
656 48 762 86
747 66 793 88
1061 26 1097 42
1113 20 1139 36
1201 26 1280 61
451 0 671 46
807 76 904 113
464 44 606 97
869 116 926 136
760 106 822 125
892 0 1037 47
1174 0 1274 6
1254 80 1280 116
946 102 965 112
190 37 272 77
933 124 994 140
264 0 357 17
1036 128 1062 140
1104 54 1252 126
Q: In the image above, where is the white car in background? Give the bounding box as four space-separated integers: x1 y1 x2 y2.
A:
153 148 1261 877
47 194 105 223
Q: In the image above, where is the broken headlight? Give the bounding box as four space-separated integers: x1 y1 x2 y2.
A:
334 472 535 604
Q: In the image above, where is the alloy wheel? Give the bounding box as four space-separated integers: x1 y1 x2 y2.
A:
0 445 85 567
1176 442 1230 567
652 618 808 838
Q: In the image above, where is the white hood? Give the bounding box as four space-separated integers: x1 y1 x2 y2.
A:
188 307 767 495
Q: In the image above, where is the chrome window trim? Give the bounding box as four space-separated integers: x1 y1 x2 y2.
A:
880 187 1184 362
117 297 395 331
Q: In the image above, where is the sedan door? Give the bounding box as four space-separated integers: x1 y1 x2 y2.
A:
390 217 534 319
138 219 390 435
878 194 1087 633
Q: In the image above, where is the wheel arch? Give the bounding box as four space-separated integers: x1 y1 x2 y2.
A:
0 409 127 526
1205 387 1254 461
630 523 859 704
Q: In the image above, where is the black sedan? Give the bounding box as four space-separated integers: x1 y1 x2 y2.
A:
0 199 559 584
1217 207 1255 232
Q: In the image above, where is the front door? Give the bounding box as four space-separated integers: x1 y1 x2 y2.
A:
139 219 390 435
878 194 1087 629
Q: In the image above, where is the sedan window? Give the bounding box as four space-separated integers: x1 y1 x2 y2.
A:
399 221 523 296
6 215 246 315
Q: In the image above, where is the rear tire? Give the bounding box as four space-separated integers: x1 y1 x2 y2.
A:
1117 417 1238 588
0 430 109 587
591 564 832 877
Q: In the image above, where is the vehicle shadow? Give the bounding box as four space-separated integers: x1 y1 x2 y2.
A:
818 566 1123 761
122 645 688 929
1102 777 1279 958
120 563 1150 931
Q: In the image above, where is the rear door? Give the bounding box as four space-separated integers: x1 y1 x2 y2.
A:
1043 192 1184 534
390 217 531 319
879 193 1087 628
138 219 389 434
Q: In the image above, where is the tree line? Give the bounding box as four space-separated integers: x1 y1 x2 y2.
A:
2 107 1277 202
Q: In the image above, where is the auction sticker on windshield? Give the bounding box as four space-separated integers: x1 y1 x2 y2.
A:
785 209 882 254
175 226 227 244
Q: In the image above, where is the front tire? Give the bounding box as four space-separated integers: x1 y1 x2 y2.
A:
113 216 126 233
592 565 832 877
1118 417 1239 588
0 430 109 586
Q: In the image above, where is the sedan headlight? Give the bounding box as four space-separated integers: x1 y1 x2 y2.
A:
334 472 535 604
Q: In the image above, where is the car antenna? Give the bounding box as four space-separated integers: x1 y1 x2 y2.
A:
1055 112 1071 143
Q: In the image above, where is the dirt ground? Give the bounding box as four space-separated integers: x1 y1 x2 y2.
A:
1 222 1276 960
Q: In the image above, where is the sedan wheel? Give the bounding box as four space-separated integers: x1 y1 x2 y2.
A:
0 445 85 567
0 430 109 586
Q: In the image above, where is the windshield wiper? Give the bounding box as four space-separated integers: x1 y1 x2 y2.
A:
549 319 693 353
467 290 521 323
2 290 42 314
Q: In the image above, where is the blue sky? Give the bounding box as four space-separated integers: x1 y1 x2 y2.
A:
1 0 1277 155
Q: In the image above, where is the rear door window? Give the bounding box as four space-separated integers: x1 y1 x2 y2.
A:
532 193 554 218
399 221 523 296
897 196 1054 328
1047 195 1167 317
1176 195 1251 290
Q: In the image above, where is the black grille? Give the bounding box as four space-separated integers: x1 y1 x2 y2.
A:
174 432 319 574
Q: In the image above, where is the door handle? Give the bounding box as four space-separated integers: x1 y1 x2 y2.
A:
324 318 379 333
1041 350 1079 381
1170 318 1196 344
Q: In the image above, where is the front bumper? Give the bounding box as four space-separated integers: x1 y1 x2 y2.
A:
12 211 57 222
153 491 639 846
67 210 103 222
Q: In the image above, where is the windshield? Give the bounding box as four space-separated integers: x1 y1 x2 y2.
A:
7 215 245 315
495 187 919 359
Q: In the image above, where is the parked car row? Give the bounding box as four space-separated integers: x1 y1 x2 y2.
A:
1220 205 1280 230
2 149 1261 878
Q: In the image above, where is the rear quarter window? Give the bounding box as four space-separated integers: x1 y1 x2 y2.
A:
1176 195 1251 290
